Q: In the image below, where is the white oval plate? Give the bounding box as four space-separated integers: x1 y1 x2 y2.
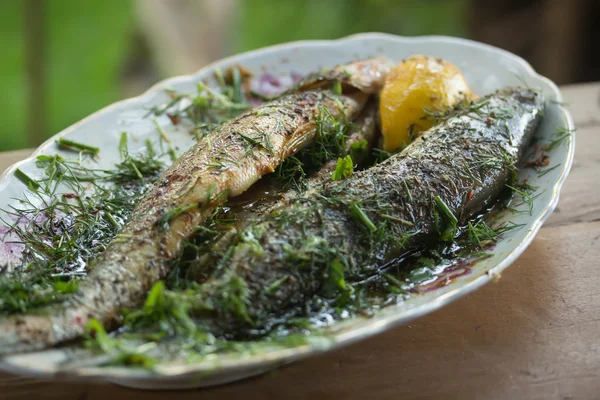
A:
0 33 574 389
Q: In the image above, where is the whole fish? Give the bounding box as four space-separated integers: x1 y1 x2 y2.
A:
0 58 394 354
185 88 544 332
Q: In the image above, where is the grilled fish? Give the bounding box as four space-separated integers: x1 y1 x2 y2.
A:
186 88 544 332
0 59 394 354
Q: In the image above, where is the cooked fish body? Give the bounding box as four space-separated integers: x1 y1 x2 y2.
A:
0 56 396 353
189 88 544 332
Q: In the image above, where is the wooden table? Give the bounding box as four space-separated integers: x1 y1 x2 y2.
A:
0 82 598 400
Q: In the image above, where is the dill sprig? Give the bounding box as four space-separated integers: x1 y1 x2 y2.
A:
464 220 524 250
434 195 458 241
538 163 561 177
146 66 251 137
543 127 574 152
506 182 539 215
14 169 40 190
57 138 100 155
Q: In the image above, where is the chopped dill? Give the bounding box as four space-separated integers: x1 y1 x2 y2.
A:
234 130 274 156
153 119 178 161
434 195 458 241
349 203 377 233
146 66 251 134
543 127 574 152
331 155 353 181
157 204 197 231
0 138 167 314
349 139 369 164
464 220 524 250
56 138 100 155
14 169 40 190
402 179 413 202
506 182 539 215
321 258 347 297
538 163 561 177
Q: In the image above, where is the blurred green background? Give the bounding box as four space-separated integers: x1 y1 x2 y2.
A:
1 0 596 152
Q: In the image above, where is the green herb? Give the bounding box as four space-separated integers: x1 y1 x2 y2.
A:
506 183 538 215
331 155 353 181
349 203 377 233
216 273 253 324
57 138 100 155
14 168 40 190
153 119 177 161
234 130 274 156
157 204 197 231
543 127 574 152
331 80 342 96
118 132 128 159
403 179 413 202
264 276 289 295
321 258 346 297
85 319 157 369
54 280 78 294
383 273 407 293
1 138 167 314
465 220 524 250
380 214 414 227
372 147 394 164
147 74 250 134
434 196 458 241
538 163 561 177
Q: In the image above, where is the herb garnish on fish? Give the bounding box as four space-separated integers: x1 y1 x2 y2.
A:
77 87 544 367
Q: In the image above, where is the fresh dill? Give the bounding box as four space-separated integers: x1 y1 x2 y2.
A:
153 119 178 161
56 138 100 155
146 66 251 134
464 220 524 250
0 139 167 314
331 155 353 181
434 195 458 241
538 163 561 177
349 203 377 233
234 130 274 156
543 127 574 152
506 182 539 215
14 169 40 190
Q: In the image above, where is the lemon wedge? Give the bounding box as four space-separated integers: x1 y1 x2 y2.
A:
379 55 474 152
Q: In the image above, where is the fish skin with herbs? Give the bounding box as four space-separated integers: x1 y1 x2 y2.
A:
184 100 380 283
0 58 396 354
181 88 544 333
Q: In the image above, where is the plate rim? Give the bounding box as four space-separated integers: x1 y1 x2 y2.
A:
0 32 575 383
